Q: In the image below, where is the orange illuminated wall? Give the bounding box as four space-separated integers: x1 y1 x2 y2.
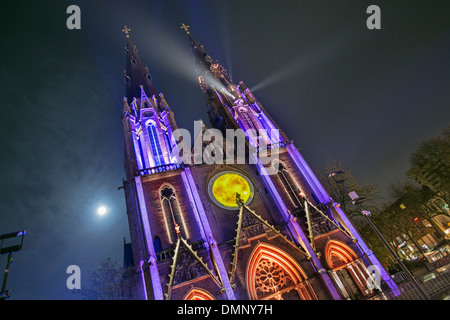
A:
245 243 317 300
183 288 215 300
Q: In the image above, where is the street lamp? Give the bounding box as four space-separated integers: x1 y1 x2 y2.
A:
0 230 26 299
328 172 430 300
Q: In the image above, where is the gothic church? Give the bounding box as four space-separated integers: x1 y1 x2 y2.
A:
120 25 398 300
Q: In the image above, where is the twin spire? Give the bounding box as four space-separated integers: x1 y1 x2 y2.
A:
123 23 190 35
122 24 234 129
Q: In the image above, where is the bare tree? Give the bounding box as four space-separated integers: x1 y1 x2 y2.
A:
408 125 450 208
76 258 135 300
317 159 394 264
318 159 379 228
388 179 448 240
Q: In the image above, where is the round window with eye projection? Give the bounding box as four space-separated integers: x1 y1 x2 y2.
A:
207 171 254 210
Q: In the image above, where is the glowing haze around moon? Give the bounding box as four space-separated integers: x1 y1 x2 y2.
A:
97 206 108 216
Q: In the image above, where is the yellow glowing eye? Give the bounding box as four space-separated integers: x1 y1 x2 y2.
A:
208 172 253 210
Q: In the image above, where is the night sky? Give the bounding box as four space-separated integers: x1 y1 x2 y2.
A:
0 1 449 299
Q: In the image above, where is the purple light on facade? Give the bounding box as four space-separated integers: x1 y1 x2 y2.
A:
182 167 236 300
287 143 399 296
180 171 207 241
134 176 164 300
286 144 329 203
139 260 148 300
252 154 342 300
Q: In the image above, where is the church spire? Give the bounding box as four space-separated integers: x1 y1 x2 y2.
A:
180 23 204 65
180 23 232 85
180 24 240 132
182 25 289 144
123 26 159 105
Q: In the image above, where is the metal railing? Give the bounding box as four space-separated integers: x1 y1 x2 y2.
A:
138 163 184 176
368 262 450 300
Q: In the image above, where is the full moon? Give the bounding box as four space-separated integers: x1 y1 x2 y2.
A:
97 206 108 216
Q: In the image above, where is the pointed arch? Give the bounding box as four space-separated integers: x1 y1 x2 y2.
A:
153 236 162 254
325 240 371 298
239 107 259 133
246 242 316 300
325 240 358 269
146 120 164 167
183 288 215 300
159 183 189 243
272 160 303 208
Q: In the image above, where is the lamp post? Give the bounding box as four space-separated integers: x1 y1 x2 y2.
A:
1 230 26 299
328 172 429 300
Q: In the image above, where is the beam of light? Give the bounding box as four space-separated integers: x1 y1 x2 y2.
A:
147 27 199 83
139 19 236 100
203 73 235 99
250 35 352 93
153 32 235 100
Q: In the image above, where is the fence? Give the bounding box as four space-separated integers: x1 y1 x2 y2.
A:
368 265 450 300
432 256 450 269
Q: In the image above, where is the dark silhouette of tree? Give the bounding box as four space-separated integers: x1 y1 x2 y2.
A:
318 159 379 228
408 125 450 209
318 159 392 265
76 258 135 300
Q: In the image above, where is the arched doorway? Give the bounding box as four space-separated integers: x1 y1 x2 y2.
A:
325 240 370 299
246 243 317 300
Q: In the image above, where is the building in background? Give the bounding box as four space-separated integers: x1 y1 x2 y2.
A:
409 166 450 239
407 127 450 239
119 25 397 300
382 192 449 264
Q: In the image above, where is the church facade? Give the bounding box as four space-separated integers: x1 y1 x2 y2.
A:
119 25 398 300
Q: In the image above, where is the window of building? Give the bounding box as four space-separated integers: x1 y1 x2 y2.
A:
147 122 165 167
246 243 317 300
153 237 162 254
273 161 302 209
160 186 187 243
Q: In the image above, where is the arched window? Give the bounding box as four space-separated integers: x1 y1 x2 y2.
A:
325 240 370 298
273 161 302 209
246 243 317 300
241 109 259 133
160 185 188 243
153 236 162 254
238 107 262 144
147 122 164 167
325 240 358 269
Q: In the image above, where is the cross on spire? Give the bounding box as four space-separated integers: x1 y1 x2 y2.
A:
122 25 132 38
180 23 190 34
